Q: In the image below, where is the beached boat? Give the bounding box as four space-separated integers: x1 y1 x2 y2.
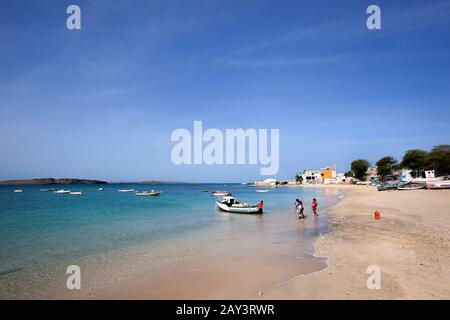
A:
118 189 135 193
54 189 71 194
216 196 262 214
14 189 23 193
255 189 269 193
211 191 231 196
135 190 160 196
69 191 82 195
426 178 450 190
411 176 445 183
397 181 426 190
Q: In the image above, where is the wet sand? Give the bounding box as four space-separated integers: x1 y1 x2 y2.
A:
263 185 450 299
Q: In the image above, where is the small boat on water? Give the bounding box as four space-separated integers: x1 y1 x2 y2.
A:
40 189 56 192
135 190 160 196
118 189 135 193
397 181 426 190
98 188 104 191
14 189 23 193
54 189 71 194
201 190 209 192
216 196 263 214
69 191 82 195
255 189 269 193
212 191 231 196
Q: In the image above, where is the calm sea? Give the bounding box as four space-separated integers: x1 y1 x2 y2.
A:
0 183 343 298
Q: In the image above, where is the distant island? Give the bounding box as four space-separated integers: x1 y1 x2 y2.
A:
0 178 108 185
0 178 197 185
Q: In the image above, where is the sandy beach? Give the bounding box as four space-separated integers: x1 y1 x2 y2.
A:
263 185 450 299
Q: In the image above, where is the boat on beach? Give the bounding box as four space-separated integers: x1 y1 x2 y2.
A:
54 189 71 194
118 189 135 193
426 178 450 190
216 196 262 214
397 181 426 190
211 191 231 196
135 190 160 196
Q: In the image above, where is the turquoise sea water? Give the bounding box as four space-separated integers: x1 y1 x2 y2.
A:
0 183 342 297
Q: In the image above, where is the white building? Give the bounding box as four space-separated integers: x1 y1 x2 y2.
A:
301 170 322 184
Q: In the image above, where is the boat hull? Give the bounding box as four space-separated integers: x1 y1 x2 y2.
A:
212 191 231 196
135 192 160 196
426 181 450 190
216 200 262 214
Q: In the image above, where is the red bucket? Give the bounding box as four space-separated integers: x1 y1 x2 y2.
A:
374 210 381 220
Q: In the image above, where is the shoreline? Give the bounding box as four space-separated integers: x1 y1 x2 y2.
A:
261 185 450 299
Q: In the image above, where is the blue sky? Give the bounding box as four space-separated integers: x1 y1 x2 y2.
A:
1 0 449 182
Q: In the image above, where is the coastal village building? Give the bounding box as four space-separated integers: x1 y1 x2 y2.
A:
367 167 378 181
321 165 337 184
301 170 322 184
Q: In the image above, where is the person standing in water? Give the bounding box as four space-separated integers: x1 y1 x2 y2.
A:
295 199 305 219
312 198 318 215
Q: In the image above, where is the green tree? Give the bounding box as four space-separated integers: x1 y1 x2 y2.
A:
344 171 353 178
400 149 428 178
351 159 370 181
426 144 450 176
295 174 303 184
376 156 398 180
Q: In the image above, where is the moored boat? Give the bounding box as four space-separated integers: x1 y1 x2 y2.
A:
54 189 71 194
118 189 135 193
14 189 23 193
69 191 82 195
135 190 160 196
212 191 231 196
255 189 268 193
216 196 263 214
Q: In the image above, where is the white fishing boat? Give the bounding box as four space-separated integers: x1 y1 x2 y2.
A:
98 188 104 191
135 190 160 196
14 189 23 193
54 189 71 194
411 177 445 183
426 178 450 190
216 196 263 214
255 189 269 193
118 189 135 193
211 191 231 196
69 191 82 195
